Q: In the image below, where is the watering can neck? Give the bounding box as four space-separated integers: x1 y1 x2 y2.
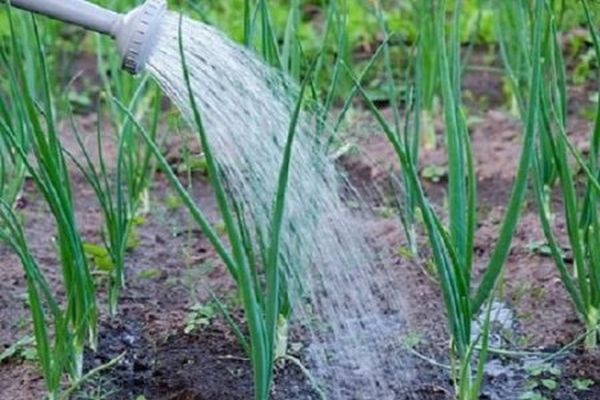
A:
3 0 167 75
6 0 121 36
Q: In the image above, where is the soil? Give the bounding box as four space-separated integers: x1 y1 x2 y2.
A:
1 48 600 400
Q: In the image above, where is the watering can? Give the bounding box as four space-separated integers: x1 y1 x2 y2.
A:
2 0 167 74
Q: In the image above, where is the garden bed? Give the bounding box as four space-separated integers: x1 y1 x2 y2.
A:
1 54 600 400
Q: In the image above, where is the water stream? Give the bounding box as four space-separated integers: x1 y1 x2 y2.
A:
147 13 424 399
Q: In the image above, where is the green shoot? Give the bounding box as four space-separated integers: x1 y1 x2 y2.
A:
0 10 41 204
413 0 439 150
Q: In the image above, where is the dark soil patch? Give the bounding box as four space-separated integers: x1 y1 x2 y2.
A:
555 350 600 399
81 317 319 400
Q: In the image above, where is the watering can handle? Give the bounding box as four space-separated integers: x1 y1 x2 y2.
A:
5 0 121 36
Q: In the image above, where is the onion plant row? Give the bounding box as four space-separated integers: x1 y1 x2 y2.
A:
347 0 544 398
529 0 600 350
497 0 600 351
0 7 159 399
0 11 97 398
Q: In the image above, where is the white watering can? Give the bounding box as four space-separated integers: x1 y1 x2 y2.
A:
3 0 167 74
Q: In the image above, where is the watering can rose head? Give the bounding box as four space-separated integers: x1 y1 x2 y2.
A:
4 0 167 74
112 0 167 74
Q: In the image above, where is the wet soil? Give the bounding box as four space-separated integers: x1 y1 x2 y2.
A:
83 316 321 400
1 49 600 399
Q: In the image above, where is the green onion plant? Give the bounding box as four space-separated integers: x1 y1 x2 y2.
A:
64 79 160 315
0 201 72 400
0 9 48 204
412 0 439 150
496 0 558 189
372 0 421 255
95 1 161 218
532 0 600 351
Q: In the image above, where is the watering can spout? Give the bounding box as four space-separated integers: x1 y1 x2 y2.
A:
4 0 167 74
